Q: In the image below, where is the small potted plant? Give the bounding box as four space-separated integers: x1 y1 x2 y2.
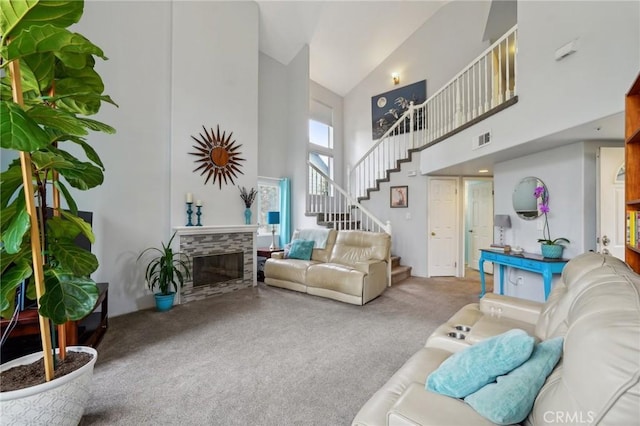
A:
534 185 569 258
137 232 191 311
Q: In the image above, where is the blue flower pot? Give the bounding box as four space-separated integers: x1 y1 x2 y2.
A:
154 292 176 312
541 244 563 259
244 208 252 225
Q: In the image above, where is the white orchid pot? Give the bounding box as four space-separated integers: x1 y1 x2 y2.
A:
0 346 97 426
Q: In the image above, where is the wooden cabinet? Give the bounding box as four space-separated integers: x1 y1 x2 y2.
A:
626 72 640 273
0 283 108 362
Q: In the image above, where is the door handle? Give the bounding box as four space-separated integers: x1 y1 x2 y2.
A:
468 230 473 233
431 232 436 236
602 235 610 246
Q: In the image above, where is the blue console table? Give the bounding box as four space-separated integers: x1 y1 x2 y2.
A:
478 249 569 300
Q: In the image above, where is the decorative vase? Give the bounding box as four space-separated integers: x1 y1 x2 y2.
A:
244 208 252 225
0 346 98 425
154 292 175 312
541 244 563 259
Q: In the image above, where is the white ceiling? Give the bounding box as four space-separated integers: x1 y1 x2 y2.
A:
256 0 450 96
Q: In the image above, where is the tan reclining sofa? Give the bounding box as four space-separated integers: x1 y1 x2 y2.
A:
353 252 640 425
264 229 391 305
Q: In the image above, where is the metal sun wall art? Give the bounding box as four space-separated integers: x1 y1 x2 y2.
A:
189 125 245 189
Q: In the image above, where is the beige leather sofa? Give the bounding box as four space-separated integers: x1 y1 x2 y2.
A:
353 252 640 425
264 229 391 305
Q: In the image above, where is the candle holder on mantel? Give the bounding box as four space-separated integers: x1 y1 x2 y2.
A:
196 205 202 226
186 202 194 227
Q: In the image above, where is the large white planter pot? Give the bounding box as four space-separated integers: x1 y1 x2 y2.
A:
0 346 97 426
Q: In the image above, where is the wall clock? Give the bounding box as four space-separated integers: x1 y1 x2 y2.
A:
189 125 245 189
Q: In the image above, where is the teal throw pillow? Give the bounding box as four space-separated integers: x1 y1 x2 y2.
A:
426 329 535 398
287 239 314 260
464 337 564 425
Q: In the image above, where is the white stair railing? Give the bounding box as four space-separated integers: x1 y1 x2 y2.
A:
350 25 518 200
308 161 391 234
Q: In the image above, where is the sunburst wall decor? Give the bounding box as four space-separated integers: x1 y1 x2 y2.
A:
189 125 245 189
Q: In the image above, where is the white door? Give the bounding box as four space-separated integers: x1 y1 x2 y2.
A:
468 180 493 273
428 178 458 276
598 147 625 260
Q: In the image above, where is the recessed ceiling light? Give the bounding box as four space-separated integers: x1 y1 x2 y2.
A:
478 169 489 173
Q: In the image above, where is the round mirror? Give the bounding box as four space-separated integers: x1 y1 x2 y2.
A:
513 177 547 220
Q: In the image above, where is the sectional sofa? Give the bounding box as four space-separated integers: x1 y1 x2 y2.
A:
353 252 640 425
264 229 391 305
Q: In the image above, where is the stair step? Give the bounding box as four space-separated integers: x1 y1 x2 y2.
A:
391 255 401 268
391 265 412 284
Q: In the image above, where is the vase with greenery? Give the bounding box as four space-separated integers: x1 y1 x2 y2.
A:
239 186 257 224
137 232 190 312
534 186 569 258
0 0 116 420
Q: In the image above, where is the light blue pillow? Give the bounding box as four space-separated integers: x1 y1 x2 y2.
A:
287 239 314 260
464 337 564 425
426 329 535 398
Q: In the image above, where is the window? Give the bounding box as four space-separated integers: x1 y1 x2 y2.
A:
308 99 335 195
257 178 280 235
309 119 333 149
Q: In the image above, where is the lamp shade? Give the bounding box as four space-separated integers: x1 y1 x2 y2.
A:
267 211 280 225
494 214 511 228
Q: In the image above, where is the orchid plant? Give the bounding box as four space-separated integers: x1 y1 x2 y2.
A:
534 186 570 246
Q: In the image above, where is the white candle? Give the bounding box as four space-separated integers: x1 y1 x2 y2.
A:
186 193 193 203
196 199 202 207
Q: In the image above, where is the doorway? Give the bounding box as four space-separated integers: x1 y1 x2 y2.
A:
597 147 625 260
427 177 459 277
464 179 494 273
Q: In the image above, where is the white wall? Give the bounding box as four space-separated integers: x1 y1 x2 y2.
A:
73 1 260 317
170 1 259 228
359 156 429 277
75 1 173 316
344 0 491 167
421 0 639 174
258 53 289 178
287 46 317 231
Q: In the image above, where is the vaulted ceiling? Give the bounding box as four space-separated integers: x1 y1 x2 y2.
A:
256 1 450 96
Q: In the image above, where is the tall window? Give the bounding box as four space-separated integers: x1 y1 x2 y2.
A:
257 178 280 235
309 100 334 194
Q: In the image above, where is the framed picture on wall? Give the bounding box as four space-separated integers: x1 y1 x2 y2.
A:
371 80 426 140
390 186 408 208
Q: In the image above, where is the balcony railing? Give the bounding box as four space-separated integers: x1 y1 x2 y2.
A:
349 25 518 200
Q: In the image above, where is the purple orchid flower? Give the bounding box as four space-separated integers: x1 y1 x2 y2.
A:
539 203 550 214
534 186 545 198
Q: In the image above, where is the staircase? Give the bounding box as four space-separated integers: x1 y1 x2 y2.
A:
391 255 412 284
348 25 518 201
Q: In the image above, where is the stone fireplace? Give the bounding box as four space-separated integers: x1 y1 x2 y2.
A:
173 225 257 304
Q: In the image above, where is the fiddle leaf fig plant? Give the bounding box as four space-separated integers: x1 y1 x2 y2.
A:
0 0 116 354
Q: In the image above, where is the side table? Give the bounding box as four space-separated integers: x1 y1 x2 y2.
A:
257 248 284 282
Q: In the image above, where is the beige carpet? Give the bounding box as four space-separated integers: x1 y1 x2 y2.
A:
81 271 492 425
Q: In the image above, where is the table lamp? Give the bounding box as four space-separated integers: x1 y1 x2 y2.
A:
267 211 280 250
494 214 511 247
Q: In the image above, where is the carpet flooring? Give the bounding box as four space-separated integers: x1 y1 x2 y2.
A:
80 272 492 425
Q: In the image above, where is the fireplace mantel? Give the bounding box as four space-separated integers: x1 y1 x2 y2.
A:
173 225 258 236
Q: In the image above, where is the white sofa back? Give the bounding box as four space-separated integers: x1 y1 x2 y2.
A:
329 230 390 267
527 253 640 425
